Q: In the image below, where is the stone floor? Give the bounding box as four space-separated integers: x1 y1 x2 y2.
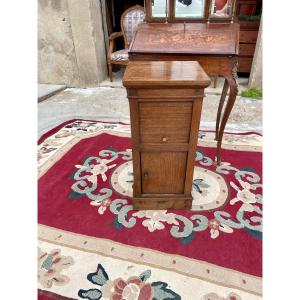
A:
38 84 66 102
38 69 262 137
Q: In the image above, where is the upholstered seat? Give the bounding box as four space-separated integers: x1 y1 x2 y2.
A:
110 49 129 62
107 5 145 81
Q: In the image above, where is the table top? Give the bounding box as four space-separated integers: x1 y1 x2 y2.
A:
129 23 239 56
123 61 211 88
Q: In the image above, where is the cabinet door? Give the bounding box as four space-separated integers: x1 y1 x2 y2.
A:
141 152 187 194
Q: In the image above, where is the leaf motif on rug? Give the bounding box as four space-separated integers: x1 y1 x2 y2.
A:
78 289 102 300
78 263 181 300
151 281 181 300
87 264 109 286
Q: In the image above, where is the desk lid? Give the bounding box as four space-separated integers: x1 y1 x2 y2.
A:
129 23 239 56
123 61 211 88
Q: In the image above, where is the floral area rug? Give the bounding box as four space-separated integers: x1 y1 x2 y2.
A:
38 119 262 300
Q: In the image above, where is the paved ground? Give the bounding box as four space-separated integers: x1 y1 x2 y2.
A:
38 69 262 137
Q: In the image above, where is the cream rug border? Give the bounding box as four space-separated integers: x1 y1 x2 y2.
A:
38 224 262 296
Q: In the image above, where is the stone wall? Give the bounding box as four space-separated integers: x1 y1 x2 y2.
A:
38 0 107 87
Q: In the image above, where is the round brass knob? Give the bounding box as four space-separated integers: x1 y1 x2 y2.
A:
162 136 167 142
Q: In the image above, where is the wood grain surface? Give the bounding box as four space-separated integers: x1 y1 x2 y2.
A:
139 102 192 144
123 60 210 210
141 152 187 194
129 23 239 56
123 60 211 88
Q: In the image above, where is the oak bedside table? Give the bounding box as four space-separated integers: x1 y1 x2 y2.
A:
123 61 211 210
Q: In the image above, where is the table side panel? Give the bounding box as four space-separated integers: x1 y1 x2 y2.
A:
184 97 203 195
128 99 142 198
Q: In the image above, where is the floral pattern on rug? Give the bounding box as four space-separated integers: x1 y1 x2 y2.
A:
69 149 132 203
78 263 180 300
38 120 263 299
38 121 124 166
132 210 179 232
68 147 262 244
38 247 74 288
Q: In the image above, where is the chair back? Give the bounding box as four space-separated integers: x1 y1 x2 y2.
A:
121 5 145 48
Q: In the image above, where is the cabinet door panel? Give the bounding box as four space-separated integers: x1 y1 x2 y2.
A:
141 152 187 194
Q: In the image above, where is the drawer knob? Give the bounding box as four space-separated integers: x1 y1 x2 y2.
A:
144 172 149 178
162 136 167 142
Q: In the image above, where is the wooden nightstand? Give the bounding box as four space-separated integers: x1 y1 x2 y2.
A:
123 61 211 210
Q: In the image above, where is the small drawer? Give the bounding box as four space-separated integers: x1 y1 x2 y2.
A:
139 101 192 144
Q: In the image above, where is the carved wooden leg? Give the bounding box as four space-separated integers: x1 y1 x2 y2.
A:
215 79 229 141
108 63 113 82
216 69 238 165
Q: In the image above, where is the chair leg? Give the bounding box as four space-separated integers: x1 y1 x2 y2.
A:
213 76 219 88
108 63 113 82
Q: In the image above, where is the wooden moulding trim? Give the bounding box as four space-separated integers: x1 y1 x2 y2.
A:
138 194 192 199
128 95 204 102
133 197 192 210
127 88 203 98
129 51 239 57
123 82 210 89
127 87 201 92
128 52 239 59
38 224 262 296
127 95 204 100
137 144 189 152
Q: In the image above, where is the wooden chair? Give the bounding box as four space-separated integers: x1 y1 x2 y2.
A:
107 5 145 82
